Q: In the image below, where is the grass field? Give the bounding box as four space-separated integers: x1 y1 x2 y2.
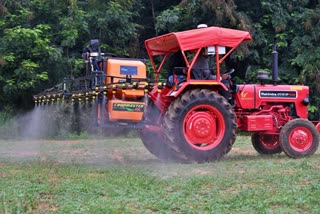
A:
0 136 319 213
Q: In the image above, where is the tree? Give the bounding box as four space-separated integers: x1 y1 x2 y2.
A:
154 0 320 120
0 0 319 120
83 0 143 56
237 0 320 120
0 0 145 108
0 9 60 106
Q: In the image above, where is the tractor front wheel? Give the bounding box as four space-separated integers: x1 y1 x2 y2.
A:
280 119 319 158
163 89 236 163
251 133 282 155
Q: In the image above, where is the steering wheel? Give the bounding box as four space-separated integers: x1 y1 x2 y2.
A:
225 69 235 76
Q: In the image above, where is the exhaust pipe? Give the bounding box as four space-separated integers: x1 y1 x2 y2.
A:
272 42 279 85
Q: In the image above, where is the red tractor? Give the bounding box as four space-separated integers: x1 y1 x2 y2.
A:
34 26 320 163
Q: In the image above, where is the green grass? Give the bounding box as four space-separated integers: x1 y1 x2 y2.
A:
0 136 319 213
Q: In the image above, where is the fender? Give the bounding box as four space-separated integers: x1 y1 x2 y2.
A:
168 80 227 97
313 121 320 132
148 80 227 112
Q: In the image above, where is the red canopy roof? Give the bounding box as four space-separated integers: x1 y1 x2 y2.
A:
145 26 252 56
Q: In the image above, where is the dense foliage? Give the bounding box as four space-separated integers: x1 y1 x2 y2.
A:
0 0 319 119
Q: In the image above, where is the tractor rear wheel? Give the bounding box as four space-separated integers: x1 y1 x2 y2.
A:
140 100 187 162
251 133 282 155
280 119 319 158
140 127 187 161
163 89 236 163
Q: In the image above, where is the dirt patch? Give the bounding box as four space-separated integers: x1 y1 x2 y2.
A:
44 140 81 145
35 193 59 213
1 138 318 167
111 154 125 162
0 150 39 157
191 168 211 175
231 147 256 155
0 139 258 165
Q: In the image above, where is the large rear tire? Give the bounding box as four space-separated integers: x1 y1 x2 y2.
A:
163 89 236 163
140 100 187 162
140 127 187 161
251 133 282 155
280 119 319 159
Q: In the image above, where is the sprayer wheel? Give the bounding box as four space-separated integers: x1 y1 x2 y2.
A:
280 119 319 158
163 89 236 163
140 127 187 162
251 133 282 155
